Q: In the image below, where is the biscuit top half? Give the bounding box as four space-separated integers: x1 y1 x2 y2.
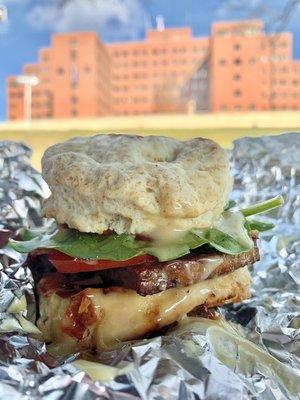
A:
42 134 232 236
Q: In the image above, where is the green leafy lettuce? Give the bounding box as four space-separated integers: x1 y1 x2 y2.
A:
9 196 283 262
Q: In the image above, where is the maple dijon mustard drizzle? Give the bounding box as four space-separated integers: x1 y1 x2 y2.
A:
143 209 253 249
142 209 212 245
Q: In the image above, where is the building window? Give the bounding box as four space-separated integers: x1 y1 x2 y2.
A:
234 89 242 97
248 104 255 111
220 105 227 111
249 57 256 65
71 109 77 116
70 50 77 60
279 79 287 85
233 58 242 65
56 67 64 75
233 43 241 51
292 79 299 86
9 81 19 88
235 105 241 111
70 38 78 46
233 74 241 81
216 29 228 37
71 96 78 104
84 66 91 73
218 59 226 66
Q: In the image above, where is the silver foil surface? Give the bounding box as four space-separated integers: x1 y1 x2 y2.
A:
0 133 299 400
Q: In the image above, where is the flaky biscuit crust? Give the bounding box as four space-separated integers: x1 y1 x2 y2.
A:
42 134 232 235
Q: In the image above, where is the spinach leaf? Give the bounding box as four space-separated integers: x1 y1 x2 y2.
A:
245 219 275 232
224 200 237 211
9 224 251 261
241 195 284 217
193 228 251 255
10 227 143 261
9 226 211 262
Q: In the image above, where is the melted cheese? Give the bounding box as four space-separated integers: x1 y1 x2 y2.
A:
198 255 223 280
214 211 253 248
38 267 251 352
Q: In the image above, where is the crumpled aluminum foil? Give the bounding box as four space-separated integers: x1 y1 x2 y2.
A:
0 133 299 400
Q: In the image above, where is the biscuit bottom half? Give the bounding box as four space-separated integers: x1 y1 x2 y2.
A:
38 266 251 353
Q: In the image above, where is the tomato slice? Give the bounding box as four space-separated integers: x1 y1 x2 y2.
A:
48 251 157 273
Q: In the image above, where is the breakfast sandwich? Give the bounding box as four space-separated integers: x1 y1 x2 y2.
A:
10 134 283 351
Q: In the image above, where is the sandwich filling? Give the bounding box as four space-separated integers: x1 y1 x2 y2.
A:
10 196 282 351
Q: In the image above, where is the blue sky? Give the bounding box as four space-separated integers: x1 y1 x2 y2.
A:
1 0 300 121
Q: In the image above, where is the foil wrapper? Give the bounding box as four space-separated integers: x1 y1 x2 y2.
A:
0 134 299 400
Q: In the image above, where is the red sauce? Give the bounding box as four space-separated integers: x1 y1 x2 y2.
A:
63 292 98 340
38 274 66 297
37 274 79 298
135 233 152 242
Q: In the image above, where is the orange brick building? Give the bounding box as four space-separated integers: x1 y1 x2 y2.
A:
209 20 299 112
107 28 208 115
6 19 300 120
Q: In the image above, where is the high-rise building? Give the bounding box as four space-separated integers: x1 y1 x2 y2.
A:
6 19 300 120
107 28 208 115
7 32 111 120
182 20 300 112
210 20 295 112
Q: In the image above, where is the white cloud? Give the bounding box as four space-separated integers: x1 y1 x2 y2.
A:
216 0 267 19
0 4 9 34
216 0 300 32
26 0 151 41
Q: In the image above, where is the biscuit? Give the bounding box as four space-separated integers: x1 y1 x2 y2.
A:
42 134 232 235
